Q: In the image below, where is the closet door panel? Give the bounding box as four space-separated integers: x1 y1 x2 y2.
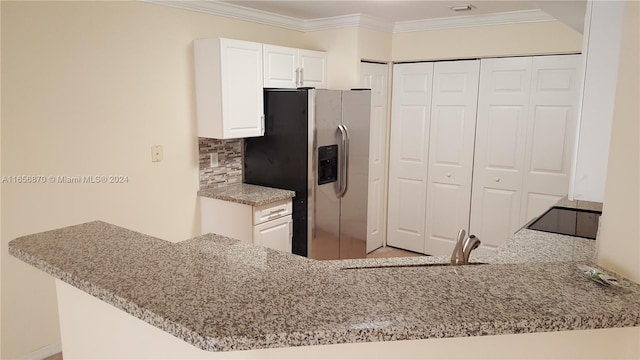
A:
387 63 434 253
520 55 581 225
424 60 480 256
470 57 532 252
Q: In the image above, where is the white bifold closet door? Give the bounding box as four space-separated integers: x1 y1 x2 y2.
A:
387 63 434 253
469 57 533 253
520 55 581 224
423 60 480 256
470 55 581 252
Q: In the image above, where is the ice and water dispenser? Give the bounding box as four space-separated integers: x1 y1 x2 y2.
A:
318 145 338 185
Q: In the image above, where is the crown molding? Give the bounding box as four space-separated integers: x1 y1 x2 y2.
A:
304 13 394 32
393 9 555 33
142 0 305 31
142 1 555 34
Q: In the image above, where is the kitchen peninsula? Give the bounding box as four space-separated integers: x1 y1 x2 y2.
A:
9 200 640 358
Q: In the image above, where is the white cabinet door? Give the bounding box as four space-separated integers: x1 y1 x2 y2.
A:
387 63 434 253
220 39 264 139
361 62 389 253
520 54 581 225
424 60 480 256
263 46 327 89
470 57 532 253
263 44 298 88
299 49 327 89
253 215 292 253
194 38 264 139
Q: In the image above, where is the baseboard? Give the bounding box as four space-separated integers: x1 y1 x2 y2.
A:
18 342 62 360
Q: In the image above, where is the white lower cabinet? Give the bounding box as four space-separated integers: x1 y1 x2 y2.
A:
253 216 292 253
200 197 292 253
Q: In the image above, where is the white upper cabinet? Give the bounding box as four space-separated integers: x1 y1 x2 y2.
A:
262 45 298 88
263 45 327 89
194 38 264 139
298 49 327 88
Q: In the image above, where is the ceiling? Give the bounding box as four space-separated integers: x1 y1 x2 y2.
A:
220 0 586 32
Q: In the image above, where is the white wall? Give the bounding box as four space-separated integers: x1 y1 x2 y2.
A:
0 2 307 358
304 27 361 89
596 0 640 283
358 27 393 62
392 20 582 61
570 1 625 202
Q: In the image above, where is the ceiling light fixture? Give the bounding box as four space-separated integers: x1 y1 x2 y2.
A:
449 4 474 12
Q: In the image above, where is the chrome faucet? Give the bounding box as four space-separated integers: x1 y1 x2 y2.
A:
450 229 481 265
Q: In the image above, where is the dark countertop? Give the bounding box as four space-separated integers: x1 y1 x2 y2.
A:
9 220 640 352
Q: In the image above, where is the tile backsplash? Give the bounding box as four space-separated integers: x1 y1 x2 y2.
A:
198 138 242 189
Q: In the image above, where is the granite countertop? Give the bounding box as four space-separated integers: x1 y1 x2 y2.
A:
555 196 604 212
198 183 295 207
9 220 640 352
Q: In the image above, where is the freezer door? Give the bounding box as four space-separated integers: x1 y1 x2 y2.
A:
309 90 342 260
340 90 371 259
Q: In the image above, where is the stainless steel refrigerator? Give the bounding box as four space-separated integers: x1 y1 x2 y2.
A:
244 89 370 260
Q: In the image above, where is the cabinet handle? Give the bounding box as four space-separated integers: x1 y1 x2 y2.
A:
266 209 285 218
261 114 265 134
446 173 452 178
299 68 304 86
495 177 501 182
295 68 300 87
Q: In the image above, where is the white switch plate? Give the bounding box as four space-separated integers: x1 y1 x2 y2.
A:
210 153 219 167
151 145 163 162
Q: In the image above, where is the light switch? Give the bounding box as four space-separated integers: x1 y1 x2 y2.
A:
151 145 163 162
210 153 219 167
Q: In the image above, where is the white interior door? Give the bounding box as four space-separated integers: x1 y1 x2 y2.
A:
387 63 434 253
520 55 581 225
361 62 390 253
470 57 532 253
424 60 480 256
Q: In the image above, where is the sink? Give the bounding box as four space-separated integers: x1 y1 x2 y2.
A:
341 262 488 270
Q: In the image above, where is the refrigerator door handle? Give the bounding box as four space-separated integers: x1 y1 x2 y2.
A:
337 124 350 198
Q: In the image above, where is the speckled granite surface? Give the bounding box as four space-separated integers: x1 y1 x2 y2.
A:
198 183 295 206
9 221 640 352
555 195 604 212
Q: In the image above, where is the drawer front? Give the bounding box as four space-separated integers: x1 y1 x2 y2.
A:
253 199 292 225
253 215 292 253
